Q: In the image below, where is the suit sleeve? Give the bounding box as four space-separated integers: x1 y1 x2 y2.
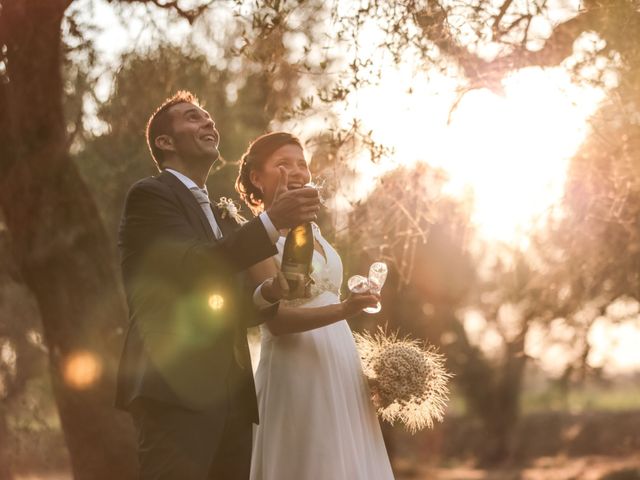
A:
120 180 278 282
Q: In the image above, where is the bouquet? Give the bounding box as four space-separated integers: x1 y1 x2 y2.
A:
354 327 451 433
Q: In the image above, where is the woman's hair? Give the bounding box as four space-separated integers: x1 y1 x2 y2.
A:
235 131 303 212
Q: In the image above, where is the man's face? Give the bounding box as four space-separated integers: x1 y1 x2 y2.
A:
165 102 220 163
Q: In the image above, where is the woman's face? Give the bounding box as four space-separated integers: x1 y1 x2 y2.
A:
251 143 311 208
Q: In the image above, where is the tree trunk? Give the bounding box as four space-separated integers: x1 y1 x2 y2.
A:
0 1 137 478
0 404 12 480
477 331 528 466
426 307 527 466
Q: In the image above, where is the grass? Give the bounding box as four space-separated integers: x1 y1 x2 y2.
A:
439 382 640 417
522 384 640 414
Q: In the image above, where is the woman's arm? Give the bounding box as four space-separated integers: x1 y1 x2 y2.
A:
247 258 379 336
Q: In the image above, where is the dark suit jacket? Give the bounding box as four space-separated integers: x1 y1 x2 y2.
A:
115 171 277 427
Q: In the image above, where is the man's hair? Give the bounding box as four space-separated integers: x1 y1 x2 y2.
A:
146 90 201 170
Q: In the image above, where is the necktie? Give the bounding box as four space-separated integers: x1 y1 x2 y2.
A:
192 187 249 370
190 187 223 240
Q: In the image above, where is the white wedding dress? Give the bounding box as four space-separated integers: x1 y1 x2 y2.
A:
250 223 395 480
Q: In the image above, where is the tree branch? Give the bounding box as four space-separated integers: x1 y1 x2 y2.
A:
492 0 515 36
415 0 638 91
112 0 214 24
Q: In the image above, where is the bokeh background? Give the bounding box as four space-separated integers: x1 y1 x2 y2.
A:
1 0 640 479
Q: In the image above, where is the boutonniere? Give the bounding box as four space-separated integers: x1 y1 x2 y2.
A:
215 197 247 225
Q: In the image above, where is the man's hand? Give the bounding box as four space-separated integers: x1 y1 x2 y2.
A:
266 167 321 230
263 271 315 301
260 271 290 303
281 273 314 300
341 292 380 318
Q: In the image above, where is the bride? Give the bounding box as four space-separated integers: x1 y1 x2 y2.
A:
235 132 395 480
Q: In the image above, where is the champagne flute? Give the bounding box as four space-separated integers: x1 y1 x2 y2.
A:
347 275 370 294
364 262 387 314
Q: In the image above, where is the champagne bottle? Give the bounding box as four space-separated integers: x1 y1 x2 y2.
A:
281 223 314 297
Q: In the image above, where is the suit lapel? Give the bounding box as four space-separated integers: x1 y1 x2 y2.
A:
156 171 217 242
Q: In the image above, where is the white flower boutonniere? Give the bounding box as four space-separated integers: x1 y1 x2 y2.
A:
216 197 248 225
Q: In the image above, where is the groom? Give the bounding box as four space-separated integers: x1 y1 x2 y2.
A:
115 91 320 479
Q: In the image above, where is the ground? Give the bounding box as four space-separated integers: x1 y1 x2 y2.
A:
11 456 640 480
394 456 640 480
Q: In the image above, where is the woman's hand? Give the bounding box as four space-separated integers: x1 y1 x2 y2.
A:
341 292 380 318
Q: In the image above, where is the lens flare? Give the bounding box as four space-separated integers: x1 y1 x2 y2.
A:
208 293 225 311
63 351 102 390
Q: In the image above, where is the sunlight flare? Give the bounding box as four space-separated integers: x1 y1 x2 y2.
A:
63 350 103 390
208 293 225 311
343 66 605 245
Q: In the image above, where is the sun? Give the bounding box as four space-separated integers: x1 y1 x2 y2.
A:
441 67 605 244
341 66 605 245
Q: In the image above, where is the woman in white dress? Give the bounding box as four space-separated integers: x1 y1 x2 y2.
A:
235 132 395 480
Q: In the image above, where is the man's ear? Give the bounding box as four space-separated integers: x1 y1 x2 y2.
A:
155 134 175 154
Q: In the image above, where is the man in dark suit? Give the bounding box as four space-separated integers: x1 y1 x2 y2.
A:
115 91 319 479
